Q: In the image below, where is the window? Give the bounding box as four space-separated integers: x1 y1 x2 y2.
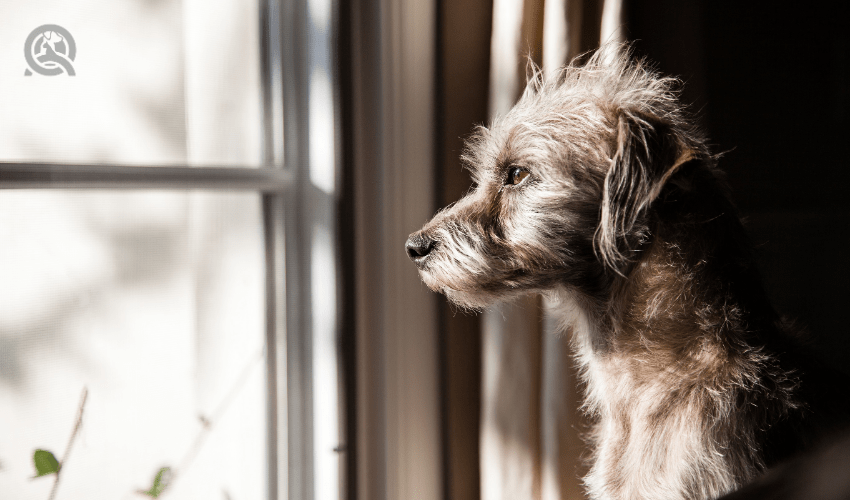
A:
0 1 340 499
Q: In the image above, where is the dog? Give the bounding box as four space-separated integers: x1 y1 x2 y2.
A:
406 46 850 499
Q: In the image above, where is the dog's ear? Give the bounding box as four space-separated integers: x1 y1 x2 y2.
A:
595 111 694 273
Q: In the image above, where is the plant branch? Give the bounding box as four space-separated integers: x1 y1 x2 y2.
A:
148 349 264 498
48 387 88 500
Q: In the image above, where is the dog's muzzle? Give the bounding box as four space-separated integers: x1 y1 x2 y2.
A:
405 233 436 267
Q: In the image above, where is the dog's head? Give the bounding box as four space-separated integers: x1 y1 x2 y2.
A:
406 47 705 309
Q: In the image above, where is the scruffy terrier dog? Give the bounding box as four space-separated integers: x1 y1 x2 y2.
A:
406 47 848 499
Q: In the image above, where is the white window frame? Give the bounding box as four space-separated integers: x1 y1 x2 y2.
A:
0 0 344 499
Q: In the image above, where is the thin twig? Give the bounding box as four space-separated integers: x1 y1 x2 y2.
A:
155 349 264 497
178 348 265 474
48 387 88 500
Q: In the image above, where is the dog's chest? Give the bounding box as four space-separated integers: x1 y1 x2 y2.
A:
582 355 738 499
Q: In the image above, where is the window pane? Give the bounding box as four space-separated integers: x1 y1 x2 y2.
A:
0 0 264 167
0 190 267 499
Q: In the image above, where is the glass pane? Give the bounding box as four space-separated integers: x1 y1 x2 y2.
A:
0 0 264 167
0 190 267 499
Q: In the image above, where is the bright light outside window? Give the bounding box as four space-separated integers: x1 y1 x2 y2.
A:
0 191 267 499
0 0 300 498
0 0 263 167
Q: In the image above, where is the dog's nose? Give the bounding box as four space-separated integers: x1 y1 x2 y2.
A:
406 234 435 263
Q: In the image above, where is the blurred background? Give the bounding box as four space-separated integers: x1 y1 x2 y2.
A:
1 1 270 499
0 0 847 499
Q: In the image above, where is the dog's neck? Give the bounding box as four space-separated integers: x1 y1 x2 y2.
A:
603 165 777 370
606 234 740 378
554 232 750 399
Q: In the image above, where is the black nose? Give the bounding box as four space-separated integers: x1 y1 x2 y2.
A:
406 234 435 263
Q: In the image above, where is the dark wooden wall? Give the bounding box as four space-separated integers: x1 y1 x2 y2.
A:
626 0 850 371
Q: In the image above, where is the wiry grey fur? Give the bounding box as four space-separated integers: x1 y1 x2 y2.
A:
406 45 849 499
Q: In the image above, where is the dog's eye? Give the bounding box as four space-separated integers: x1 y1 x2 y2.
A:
506 167 530 186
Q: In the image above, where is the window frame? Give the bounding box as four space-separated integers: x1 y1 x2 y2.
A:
0 0 340 498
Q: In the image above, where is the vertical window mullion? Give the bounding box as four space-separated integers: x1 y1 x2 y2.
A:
280 0 321 499
263 193 287 500
260 0 293 499
279 0 343 497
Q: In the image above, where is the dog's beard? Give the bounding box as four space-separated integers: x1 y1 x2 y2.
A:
417 256 507 310
420 273 524 311
416 233 560 310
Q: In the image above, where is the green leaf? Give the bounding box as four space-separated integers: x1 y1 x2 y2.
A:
139 467 171 498
32 449 60 477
